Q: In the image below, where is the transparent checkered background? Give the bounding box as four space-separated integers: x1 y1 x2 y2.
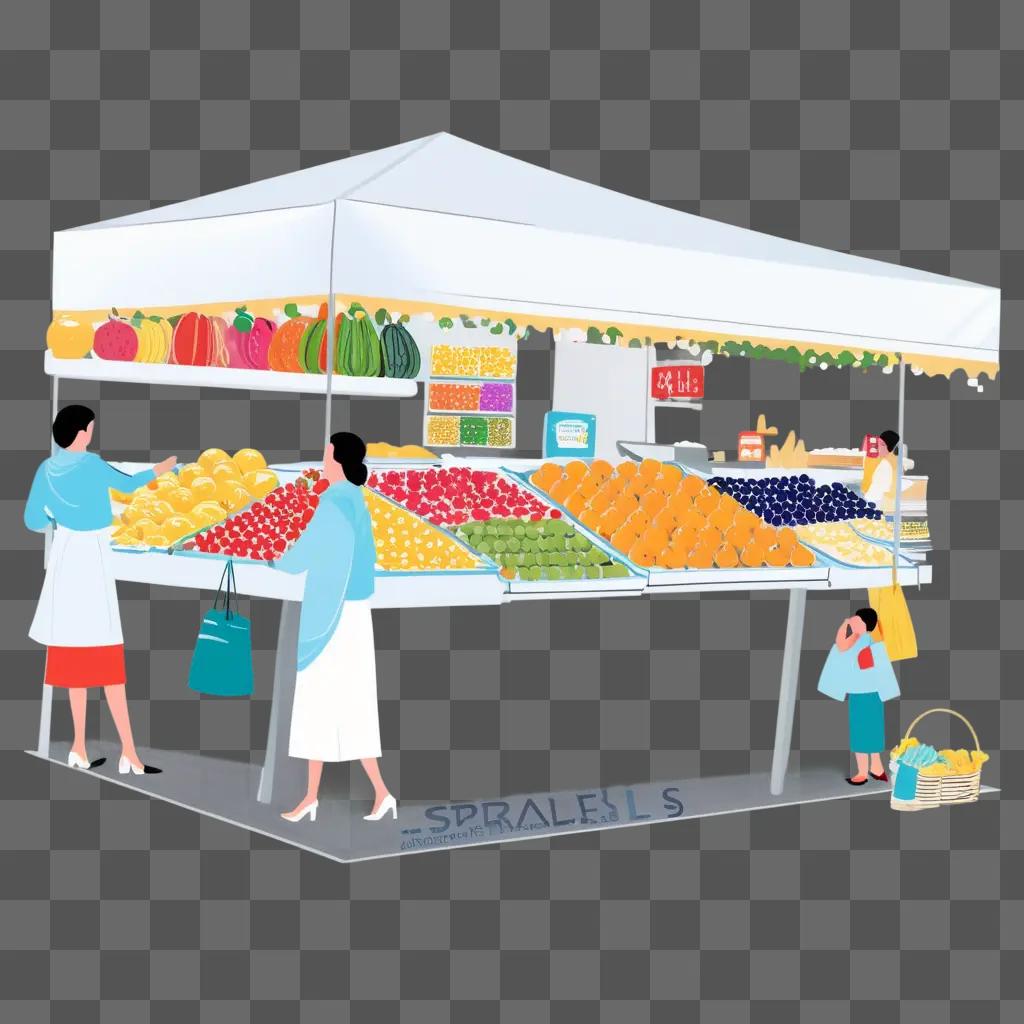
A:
1 1 1022 1020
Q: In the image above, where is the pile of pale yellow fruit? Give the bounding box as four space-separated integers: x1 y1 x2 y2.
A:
111 447 277 549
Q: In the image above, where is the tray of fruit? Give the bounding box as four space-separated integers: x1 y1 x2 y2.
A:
366 464 638 592
518 459 827 587
180 466 501 578
110 448 278 553
451 516 643 594
178 469 319 563
850 517 932 550
367 465 554 528
708 473 883 527
363 442 440 464
363 487 496 576
793 522 918 569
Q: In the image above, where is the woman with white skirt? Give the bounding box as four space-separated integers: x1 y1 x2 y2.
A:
25 404 174 775
275 432 395 824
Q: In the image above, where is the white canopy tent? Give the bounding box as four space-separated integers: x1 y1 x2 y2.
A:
53 132 1000 378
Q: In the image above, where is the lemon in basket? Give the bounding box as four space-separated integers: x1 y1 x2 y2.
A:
177 462 205 487
243 468 278 499
166 487 196 514
233 448 267 475
121 502 153 525
144 498 174 525
198 447 231 471
191 501 227 527
189 476 218 502
161 514 196 544
145 533 171 549
218 481 251 512
211 460 243 484
135 519 163 541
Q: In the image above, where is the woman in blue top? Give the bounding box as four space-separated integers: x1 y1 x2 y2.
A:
276 432 395 825
817 607 900 785
25 404 175 775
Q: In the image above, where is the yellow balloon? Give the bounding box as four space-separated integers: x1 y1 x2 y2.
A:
198 448 231 471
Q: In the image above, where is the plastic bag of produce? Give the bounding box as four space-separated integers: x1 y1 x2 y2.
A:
187 560 253 697
868 583 918 662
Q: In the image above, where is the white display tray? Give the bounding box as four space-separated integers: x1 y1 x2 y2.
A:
45 352 418 398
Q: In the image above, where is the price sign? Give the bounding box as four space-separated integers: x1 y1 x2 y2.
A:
651 364 704 401
861 434 882 458
738 432 765 462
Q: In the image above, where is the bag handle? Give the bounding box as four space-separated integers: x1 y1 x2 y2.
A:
212 559 237 619
901 707 980 753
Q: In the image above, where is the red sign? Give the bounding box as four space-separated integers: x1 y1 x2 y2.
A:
651 364 704 401
738 432 765 462
861 434 882 458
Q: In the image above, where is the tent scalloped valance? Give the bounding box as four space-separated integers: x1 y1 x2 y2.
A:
53 291 999 383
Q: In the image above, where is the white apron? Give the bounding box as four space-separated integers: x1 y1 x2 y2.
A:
288 599 380 762
29 526 123 647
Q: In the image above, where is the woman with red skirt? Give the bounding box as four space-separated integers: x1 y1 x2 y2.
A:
25 405 175 774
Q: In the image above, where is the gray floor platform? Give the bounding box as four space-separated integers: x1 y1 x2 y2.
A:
27 741 998 863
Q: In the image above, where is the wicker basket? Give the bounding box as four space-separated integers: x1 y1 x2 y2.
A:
890 708 983 812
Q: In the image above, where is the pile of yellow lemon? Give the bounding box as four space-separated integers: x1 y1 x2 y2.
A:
363 490 480 571
891 736 989 777
111 447 277 549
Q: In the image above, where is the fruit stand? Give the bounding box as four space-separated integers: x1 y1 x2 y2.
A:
34 134 1000 830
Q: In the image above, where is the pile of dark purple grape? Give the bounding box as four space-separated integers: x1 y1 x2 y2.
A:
708 474 883 527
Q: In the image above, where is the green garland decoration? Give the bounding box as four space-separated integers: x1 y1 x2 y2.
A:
357 304 897 372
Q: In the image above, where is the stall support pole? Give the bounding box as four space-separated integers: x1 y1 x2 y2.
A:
769 588 807 796
35 375 60 759
257 600 303 804
323 201 337 449
893 360 906 571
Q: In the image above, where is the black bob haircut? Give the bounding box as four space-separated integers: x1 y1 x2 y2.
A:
52 405 95 449
854 607 878 633
879 430 899 454
329 431 368 486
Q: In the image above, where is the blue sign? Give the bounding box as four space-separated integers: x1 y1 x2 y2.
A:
543 411 596 459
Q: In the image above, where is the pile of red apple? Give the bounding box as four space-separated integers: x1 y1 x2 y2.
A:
184 469 328 561
368 466 558 528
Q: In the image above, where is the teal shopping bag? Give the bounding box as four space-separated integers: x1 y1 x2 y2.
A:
187 561 254 697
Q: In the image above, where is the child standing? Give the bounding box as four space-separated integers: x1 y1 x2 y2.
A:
817 607 900 785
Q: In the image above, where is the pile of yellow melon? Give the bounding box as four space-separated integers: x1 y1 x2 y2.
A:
111 447 277 549
530 458 815 571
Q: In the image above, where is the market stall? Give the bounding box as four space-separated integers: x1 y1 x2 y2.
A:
34 134 999 844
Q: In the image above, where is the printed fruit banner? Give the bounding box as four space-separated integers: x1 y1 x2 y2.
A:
46 296 423 381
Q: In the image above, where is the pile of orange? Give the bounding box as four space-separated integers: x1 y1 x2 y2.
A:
530 458 815 570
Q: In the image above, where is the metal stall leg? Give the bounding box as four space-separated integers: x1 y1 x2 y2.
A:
257 600 303 804
769 588 808 796
36 376 59 758
35 686 54 758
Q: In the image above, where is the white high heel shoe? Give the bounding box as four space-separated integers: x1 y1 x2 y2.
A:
118 755 162 776
67 751 104 770
281 801 318 824
363 794 397 821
